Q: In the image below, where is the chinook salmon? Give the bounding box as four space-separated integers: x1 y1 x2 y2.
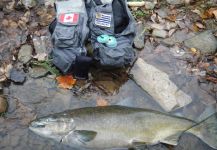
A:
29 106 217 149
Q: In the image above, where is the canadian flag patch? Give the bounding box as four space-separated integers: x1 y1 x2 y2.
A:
58 13 79 25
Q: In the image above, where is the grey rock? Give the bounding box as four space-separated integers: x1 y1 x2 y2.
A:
29 66 48 78
134 22 146 49
144 1 156 10
9 68 26 83
184 30 217 54
152 29 168 38
32 36 47 54
162 29 195 46
166 0 185 5
18 45 33 64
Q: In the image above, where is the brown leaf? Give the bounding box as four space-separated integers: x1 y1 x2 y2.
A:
56 75 76 89
213 10 217 19
200 8 217 19
96 97 108 107
166 15 176 22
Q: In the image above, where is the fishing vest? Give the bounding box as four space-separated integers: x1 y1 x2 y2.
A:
51 0 89 73
86 0 137 67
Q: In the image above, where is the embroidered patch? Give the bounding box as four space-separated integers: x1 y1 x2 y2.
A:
95 13 111 28
58 13 79 25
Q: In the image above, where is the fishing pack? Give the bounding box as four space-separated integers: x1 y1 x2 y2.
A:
49 0 136 75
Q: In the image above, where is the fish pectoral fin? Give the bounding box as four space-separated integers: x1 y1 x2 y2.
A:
74 130 97 143
160 133 180 146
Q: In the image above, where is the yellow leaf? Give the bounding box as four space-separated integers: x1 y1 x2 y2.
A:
56 75 76 89
192 24 199 32
96 97 108 107
190 48 198 54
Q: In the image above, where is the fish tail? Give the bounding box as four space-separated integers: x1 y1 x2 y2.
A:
187 112 217 149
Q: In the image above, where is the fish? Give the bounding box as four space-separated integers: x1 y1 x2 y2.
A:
29 106 217 149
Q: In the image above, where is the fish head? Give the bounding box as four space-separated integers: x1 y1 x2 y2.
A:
29 114 75 142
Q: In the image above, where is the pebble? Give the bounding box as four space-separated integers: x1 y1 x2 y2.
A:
9 68 26 83
29 66 49 78
0 96 7 113
152 29 168 38
18 44 33 64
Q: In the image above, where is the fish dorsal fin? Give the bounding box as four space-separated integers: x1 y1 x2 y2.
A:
160 133 180 146
74 130 97 142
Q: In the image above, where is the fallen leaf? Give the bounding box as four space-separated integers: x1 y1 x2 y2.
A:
192 24 199 32
195 22 205 29
200 8 216 19
150 13 157 23
213 10 217 19
190 48 198 54
168 29 176 37
96 97 108 107
191 9 201 16
166 15 176 22
56 75 76 89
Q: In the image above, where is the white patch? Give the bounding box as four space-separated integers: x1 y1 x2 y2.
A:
95 13 111 28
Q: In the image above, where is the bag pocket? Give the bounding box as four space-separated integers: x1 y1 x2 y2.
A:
96 43 125 67
53 23 80 48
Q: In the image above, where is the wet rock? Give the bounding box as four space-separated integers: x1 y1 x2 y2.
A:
134 22 145 49
152 29 168 38
29 66 48 78
184 31 217 54
21 0 37 9
18 44 33 64
0 96 7 113
9 78 52 104
9 68 26 83
162 29 195 46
